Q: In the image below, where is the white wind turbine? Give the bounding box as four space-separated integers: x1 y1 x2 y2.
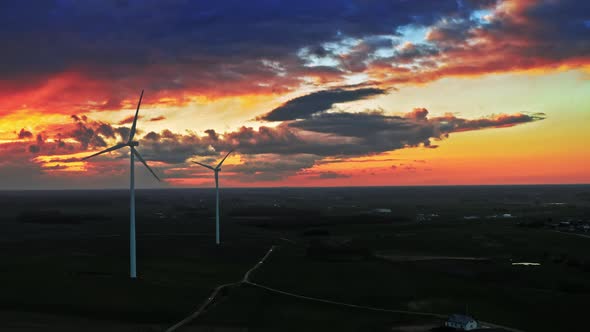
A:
82 89 160 279
194 150 234 245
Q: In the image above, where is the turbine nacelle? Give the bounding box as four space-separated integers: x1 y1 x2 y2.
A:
128 141 139 147
193 149 234 172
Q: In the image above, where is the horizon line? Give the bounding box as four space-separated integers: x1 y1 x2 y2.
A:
1 183 589 192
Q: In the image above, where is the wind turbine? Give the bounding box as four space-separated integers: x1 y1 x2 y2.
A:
194 150 233 245
82 89 160 279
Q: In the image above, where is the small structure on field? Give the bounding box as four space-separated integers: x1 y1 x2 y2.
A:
444 314 478 330
371 208 392 215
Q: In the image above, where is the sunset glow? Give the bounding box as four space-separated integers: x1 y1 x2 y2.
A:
1 0 588 189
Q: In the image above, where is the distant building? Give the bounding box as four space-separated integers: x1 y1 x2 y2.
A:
485 213 515 219
416 213 439 222
371 208 392 215
444 314 478 331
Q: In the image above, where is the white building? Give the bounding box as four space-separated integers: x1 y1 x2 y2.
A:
445 314 479 330
371 208 392 215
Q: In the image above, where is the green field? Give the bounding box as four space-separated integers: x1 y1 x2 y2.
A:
1 186 589 331
192 220 590 332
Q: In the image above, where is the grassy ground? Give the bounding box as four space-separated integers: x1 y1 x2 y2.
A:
197 220 589 332
0 186 588 331
3 224 588 331
198 285 442 332
0 231 271 326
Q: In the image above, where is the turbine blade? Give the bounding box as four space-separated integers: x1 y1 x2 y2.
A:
128 90 144 142
193 161 215 170
82 143 127 160
216 149 234 169
132 148 160 181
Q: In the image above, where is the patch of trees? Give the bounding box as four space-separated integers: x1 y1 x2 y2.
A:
542 251 590 274
237 214 394 230
175 205 211 217
301 228 331 237
517 217 551 228
18 209 79 224
305 238 373 261
17 209 107 224
575 191 590 201
230 206 319 217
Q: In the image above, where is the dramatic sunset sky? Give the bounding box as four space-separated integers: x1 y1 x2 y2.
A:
1 0 588 189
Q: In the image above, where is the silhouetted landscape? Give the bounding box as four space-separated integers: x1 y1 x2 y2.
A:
2 0 589 330
1 185 589 331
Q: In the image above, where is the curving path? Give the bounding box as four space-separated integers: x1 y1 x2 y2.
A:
164 245 277 332
165 245 525 332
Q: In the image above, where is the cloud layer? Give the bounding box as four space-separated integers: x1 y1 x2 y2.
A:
0 0 587 116
0 0 584 187
3 102 543 186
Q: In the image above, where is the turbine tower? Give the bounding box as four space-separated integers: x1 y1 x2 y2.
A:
194 150 233 245
82 90 160 279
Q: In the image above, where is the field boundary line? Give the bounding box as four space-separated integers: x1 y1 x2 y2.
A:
245 281 524 331
166 244 524 332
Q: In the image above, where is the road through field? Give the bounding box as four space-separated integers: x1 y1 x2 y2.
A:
165 245 525 332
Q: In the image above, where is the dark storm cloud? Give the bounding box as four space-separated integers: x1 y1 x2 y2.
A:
433 112 546 132
69 116 105 150
288 111 436 154
222 153 320 182
337 36 398 72
129 108 544 182
0 1 459 86
95 123 116 139
249 108 543 157
259 88 387 121
356 0 590 87
4 83 545 182
439 0 590 64
204 129 219 141
489 0 590 61
144 131 161 141
116 127 131 141
2 0 587 118
138 130 217 164
213 125 304 155
36 114 132 152
1 104 545 184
